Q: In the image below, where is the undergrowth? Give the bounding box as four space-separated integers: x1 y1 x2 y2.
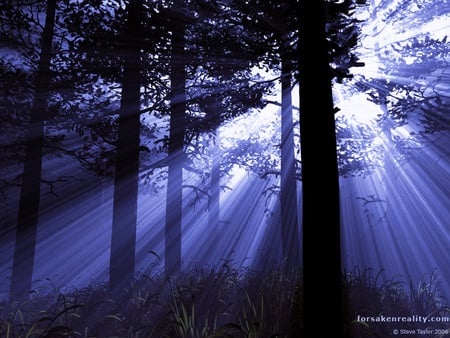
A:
0 264 448 337
343 268 449 337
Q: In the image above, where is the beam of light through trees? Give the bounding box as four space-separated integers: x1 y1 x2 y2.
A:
0 0 448 329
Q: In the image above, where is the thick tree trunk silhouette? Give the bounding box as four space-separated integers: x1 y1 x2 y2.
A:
10 0 57 300
165 0 186 274
298 0 344 337
109 0 142 293
280 61 300 269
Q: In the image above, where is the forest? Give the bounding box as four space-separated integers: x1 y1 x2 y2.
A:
0 0 449 337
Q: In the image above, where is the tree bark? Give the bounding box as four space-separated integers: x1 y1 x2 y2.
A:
109 0 142 293
298 0 344 336
280 61 300 269
165 0 186 275
208 130 220 231
10 0 57 300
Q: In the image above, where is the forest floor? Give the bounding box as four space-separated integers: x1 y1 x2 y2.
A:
0 263 448 337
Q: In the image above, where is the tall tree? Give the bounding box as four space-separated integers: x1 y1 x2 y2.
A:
165 0 187 274
298 0 343 336
216 0 301 267
109 0 142 293
208 131 221 231
10 0 57 299
280 58 300 269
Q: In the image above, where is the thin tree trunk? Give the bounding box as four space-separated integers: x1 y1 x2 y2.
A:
298 0 344 336
208 130 220 230
109 0 142 293
10 0 57 300
165 0 186 274
280 62 300 269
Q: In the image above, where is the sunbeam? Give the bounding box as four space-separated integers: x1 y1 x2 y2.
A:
0 0 448 335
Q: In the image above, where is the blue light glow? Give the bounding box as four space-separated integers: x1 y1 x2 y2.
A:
0 0 448 323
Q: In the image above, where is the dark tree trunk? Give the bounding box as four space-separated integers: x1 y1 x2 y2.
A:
10 0 57 300
298 0 344 337
280 62 300 269
208 130 220 231
109 0 142 293
165 0 186 274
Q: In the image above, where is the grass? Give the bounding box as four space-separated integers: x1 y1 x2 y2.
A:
343 267 449 337
0 264 448 337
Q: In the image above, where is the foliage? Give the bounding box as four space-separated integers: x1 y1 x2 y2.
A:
344 268 449 337
326 0 367 82
0 262 302 337
1 264 448 337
